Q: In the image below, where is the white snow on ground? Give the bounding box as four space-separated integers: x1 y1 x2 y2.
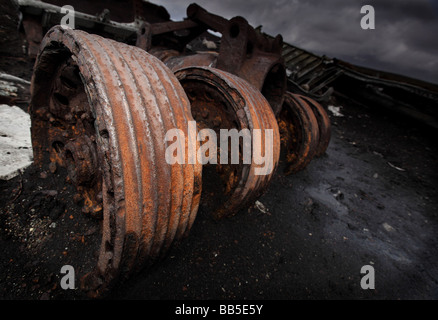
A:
0 104 33 180
328 105 344 117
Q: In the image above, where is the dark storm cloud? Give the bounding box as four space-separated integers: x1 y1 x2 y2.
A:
153 0 438 84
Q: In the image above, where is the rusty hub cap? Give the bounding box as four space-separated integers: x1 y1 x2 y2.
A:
30 26 202 297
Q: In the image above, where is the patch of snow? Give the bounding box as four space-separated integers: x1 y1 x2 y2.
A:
328 105 344 117
202 38 217 50
0 104 33 180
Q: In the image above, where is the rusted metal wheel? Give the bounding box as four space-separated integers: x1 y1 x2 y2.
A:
297 94 331 157
30 26 202 297
278 92 320 174
174 67 280 219
154 51 286 117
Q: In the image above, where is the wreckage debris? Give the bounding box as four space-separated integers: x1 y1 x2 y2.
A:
22 1 331 297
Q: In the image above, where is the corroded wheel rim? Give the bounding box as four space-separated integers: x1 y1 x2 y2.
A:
278 92 320 174
30 26 202 297
297 94 331 157
175 67 280 219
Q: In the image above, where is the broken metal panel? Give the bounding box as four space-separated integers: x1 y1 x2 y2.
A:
296 60 324 82
333 60 438 129
267 34 341 101
334 73 438 129
287 52 312 67
271 31 438 128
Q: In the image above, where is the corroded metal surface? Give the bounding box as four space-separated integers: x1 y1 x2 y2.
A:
30 26 202 297
155 49 286 117
175 66 280 219
145 3 287 115
24 1 333 299
278 92 320 174
162 51 218 73
297 94 331 157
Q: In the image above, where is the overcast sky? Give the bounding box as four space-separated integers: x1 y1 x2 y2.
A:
151 0 438 84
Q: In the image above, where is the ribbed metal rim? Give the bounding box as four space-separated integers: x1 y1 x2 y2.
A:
30 26 202 297
297 94 331 157
175 66 280 219
279 92 320 174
